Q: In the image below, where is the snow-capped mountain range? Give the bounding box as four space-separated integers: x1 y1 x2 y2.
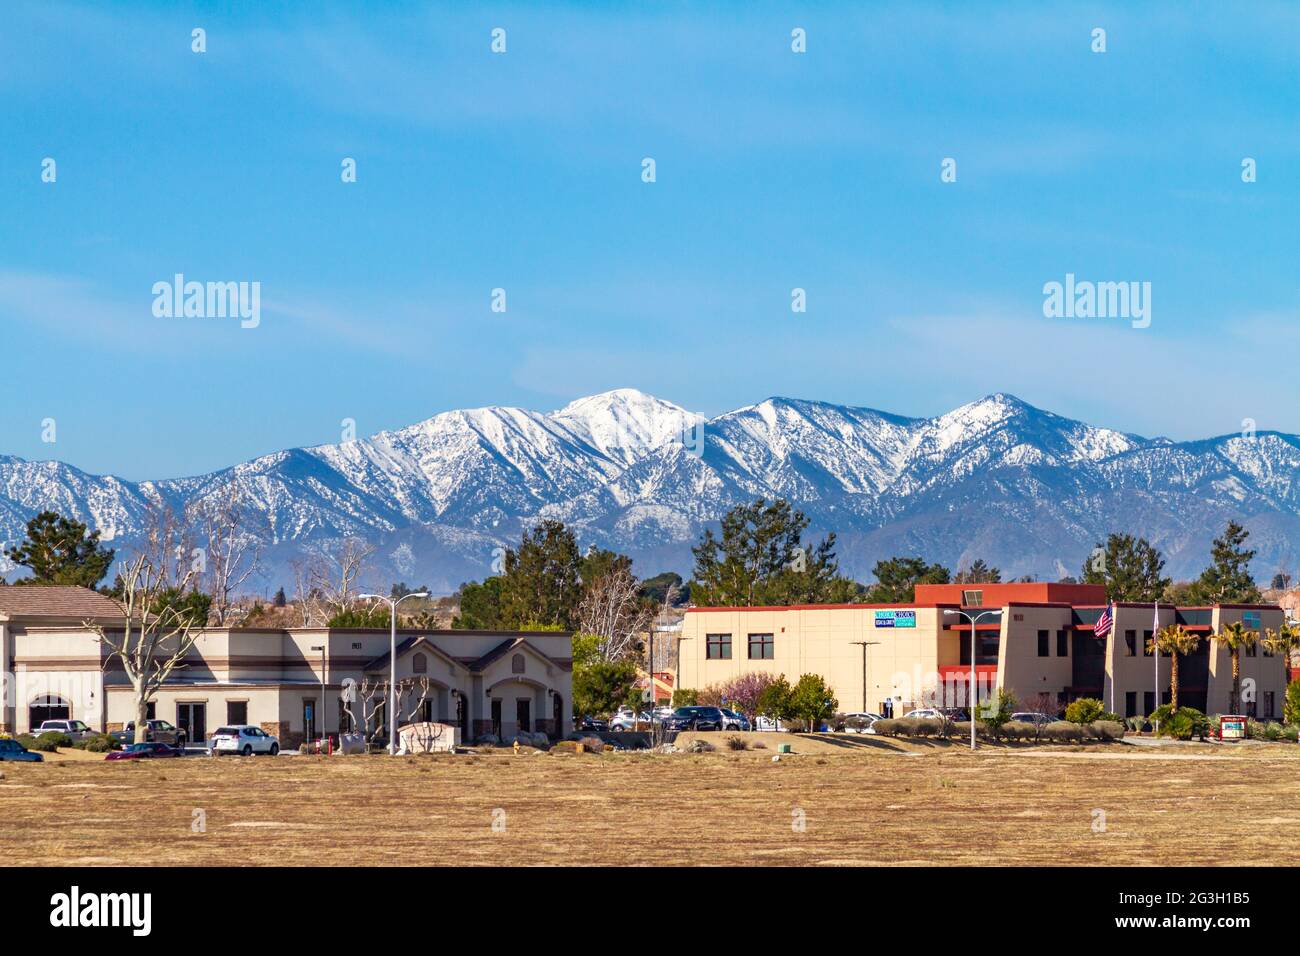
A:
3 388 1299 594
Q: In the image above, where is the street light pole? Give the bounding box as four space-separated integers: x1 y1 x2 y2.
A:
850 641 880 713
943 608 1002 751
310 644 326 750
358 590 429 755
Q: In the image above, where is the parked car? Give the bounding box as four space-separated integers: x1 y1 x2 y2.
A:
903 708 944 720
609 708 653 731
663 706 725 731
1010 712 1057 727
841 712 881 733
105 742 184 761
0 738 43 762
36 719 93 742
720 709 751 731
209 725 280 756
110 719 188 747
938 708 970 722
576 715 608 732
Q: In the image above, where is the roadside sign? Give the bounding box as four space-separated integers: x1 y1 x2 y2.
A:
1219 714 1247 741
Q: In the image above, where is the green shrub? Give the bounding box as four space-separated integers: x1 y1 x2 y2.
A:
37 730 73 749
1064 698 1106 724
1149 705 1210 740
871 718 900 737
20 733 58 752
75 734 119 753
977 688 1018 736
1285 681 1300 726
914 717 943 737
894 717 920 737
671 689 698 708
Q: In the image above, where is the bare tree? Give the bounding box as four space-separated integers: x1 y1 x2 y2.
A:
310 538 377 621
84 507 207 744
290 558 323 626
345 676 389 746
189 483 263 626
577 563 655 662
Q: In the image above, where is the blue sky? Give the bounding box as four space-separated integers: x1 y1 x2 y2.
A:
2 1 1297 479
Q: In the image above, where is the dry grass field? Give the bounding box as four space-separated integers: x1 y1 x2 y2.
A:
4 735 1299 867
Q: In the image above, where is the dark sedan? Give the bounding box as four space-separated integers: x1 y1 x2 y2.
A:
0 738 43 762
663 706 725 732
105 742 184 761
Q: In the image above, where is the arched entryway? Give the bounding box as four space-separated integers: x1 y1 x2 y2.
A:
29 694 71 730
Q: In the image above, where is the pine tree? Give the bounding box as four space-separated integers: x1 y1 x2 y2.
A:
1191 521 1261 604
689 498 858 606
864 556 951 603
1080 533 1170 602
498 520 583 629
955 559 1001 584
6 510 115 588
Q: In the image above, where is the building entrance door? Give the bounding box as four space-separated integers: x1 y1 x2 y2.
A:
177 702 206 747
516 698 530 733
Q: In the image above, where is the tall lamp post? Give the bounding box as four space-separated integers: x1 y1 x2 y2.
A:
358 590 429 754
849 641 879 713
942 608 1002 751
310 644 326 750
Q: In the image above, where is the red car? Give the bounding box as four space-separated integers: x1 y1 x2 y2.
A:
105 742 184 761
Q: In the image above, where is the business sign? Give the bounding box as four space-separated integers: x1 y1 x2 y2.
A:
1219 715 1247 741
874 610 916 628
1243 611 1261 630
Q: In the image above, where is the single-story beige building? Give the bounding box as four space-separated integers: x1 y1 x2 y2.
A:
0 586 572 746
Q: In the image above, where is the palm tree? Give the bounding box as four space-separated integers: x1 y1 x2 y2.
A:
1147 624 1201 712
1217 621 1259 713
1263 622 1300 695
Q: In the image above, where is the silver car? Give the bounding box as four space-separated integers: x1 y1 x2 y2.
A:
209 725 280 756
36 719 93 742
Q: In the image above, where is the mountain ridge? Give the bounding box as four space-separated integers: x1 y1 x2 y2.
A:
2 389 1297 593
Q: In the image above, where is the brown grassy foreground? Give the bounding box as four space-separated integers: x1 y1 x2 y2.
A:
3 737 1299 867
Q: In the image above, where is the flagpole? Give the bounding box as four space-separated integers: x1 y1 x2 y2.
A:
1108 602 1115 715
1153 600 1160 734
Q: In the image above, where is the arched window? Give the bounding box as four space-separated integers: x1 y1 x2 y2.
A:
511 653 526 674
412 652 427 674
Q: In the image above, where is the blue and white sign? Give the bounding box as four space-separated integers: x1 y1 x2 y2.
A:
874 610 916 628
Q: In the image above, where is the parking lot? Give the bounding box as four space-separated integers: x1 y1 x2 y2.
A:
4 738 1299 867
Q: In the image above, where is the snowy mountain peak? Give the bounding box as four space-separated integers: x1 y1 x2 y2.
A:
549 388 702 467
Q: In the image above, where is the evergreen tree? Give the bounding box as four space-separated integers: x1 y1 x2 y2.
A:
955 559 1001 584
864 556 950 603
689 498 858 606
6 510 115 588
453 576 504 629
1190 521 1261 604
273 586 286 607
1080 533 1170 603
638 571 687 605
498 520 583 629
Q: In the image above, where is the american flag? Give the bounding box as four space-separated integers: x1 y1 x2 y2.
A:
1094 605 1113 638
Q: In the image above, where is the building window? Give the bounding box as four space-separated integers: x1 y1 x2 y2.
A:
747 634 774 659
1125 692 1137 718
963 590 983 607
1264 691 1276 719
1037 630 1049 657
227 701 247 725
146 701 156 720
1056 630 1068 657
706 634 732 660
1124 630 1136 656
1142 630 1153 656
1144 692 1156 716
413 652 428 674
511 653 525 674
1245 642 1257 658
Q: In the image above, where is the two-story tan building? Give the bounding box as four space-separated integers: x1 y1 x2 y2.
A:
678 583 1292 720
0 586 573 746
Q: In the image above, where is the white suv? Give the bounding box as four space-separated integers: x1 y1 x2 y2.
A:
36 719 93 742
209 725 280 757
